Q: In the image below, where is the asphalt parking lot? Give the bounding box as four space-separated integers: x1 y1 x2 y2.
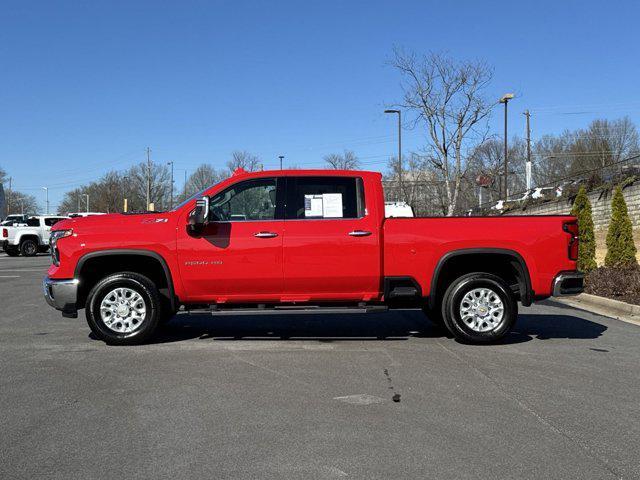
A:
1 253 639 479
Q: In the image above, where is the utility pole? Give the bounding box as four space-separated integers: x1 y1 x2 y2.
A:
85 194 89 213
279 155 284 170
524 110 532 191
7 177 11 213
167 161 174 209
499 94 514 201
146 147 151 210
384 110 402 201
42 187 49 214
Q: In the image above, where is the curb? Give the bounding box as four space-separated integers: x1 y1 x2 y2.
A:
554 293 640 327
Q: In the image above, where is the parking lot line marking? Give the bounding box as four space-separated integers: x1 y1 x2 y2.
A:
0 269 46 272
0 275 20 278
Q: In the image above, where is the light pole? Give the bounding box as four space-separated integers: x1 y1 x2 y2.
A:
85 194 89 213
122 175 129 212
167 161 174 209
384 109 402 201
278 155 284 170
42 187 49 214
499 94 514 200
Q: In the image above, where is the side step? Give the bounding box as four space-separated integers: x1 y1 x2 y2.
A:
388 286 419 299
180 304 389 316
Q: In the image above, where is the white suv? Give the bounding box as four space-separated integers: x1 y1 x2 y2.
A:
1 215 68 257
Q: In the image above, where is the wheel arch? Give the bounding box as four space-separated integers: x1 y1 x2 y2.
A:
428 248 533 309
74 249 177 311
19 234 40 245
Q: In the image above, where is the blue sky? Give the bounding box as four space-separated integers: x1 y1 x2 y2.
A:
1 0 639 211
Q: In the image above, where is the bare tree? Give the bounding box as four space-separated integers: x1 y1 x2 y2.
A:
226 151 262 174
7 191 38 215
391 49 494 215
324 150 360 170
180 164 223 201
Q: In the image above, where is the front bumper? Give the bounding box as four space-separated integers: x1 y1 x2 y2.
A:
552 271 584 296
43 276 79 318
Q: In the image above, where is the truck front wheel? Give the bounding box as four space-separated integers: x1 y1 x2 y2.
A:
441 273 517 344
85 272 161 345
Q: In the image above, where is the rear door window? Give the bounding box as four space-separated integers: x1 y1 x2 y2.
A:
26 217 40 227
285 177 365 219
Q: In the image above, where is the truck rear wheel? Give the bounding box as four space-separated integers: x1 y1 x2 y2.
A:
20 239 38 257
85 272 161 345
441 273 517 344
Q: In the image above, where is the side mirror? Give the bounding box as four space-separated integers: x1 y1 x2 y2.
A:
188 196 210 232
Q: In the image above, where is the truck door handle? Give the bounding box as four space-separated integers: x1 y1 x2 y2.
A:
348 230 372 237
254 231 278 238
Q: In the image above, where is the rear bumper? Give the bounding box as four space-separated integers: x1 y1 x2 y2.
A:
552 271 584 296
43 276 79 318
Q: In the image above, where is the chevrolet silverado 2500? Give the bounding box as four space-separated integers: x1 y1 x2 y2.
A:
43 169 584 345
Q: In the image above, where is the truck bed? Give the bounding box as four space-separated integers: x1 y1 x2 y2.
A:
382 215 576 299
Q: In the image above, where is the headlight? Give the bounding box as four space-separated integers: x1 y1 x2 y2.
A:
50 229 73 242
50 229 73 266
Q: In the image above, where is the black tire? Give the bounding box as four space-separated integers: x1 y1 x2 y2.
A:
20 239 38 257
5 247 19 257
85 272 161 345
441 273 517 344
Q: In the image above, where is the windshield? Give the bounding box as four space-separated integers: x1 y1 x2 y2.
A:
172 187 208 211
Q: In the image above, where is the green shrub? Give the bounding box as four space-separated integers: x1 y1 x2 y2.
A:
570 186 597 272
605 186 637 268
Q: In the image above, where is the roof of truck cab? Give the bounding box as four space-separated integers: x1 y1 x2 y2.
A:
230 168 382 179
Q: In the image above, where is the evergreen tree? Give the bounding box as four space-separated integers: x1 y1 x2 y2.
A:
605 186 637 268
570 186 597 272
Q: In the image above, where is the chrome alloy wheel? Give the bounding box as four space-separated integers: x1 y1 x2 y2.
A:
100 287 147 333
459 287 505 333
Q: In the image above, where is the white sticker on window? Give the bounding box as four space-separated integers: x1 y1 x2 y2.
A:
304 194 324 217
322 193 343 218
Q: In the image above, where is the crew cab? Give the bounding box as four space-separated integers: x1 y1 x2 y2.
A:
43 169 583 345
2 215 68 256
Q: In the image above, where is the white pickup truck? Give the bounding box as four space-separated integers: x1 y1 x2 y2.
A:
1 215 68 257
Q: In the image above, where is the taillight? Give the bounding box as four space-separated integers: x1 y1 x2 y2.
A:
2 228 7 238
563 221 579 261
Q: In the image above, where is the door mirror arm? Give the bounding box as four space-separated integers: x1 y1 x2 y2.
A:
188 196 210 233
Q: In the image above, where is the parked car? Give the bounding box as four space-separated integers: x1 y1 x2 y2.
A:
67 212 107 218
385 201 415 218
2 215 68 256
0 214 29 226
43 169 583 345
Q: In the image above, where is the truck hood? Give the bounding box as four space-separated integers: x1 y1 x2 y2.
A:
54 212 174 233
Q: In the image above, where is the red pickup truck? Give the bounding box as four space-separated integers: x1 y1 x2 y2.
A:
44 169 583 345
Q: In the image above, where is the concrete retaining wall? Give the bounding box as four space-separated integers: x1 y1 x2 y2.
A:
506 182 640 231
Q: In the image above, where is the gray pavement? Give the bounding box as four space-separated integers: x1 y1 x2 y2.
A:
1 253 639 479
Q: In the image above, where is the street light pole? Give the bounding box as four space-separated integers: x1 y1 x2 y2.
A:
279 155 284 170
499 94 514 200
85 194 89 213
384 109 402 201
42 187 49 214
524 110 532 191
167 161 174 209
